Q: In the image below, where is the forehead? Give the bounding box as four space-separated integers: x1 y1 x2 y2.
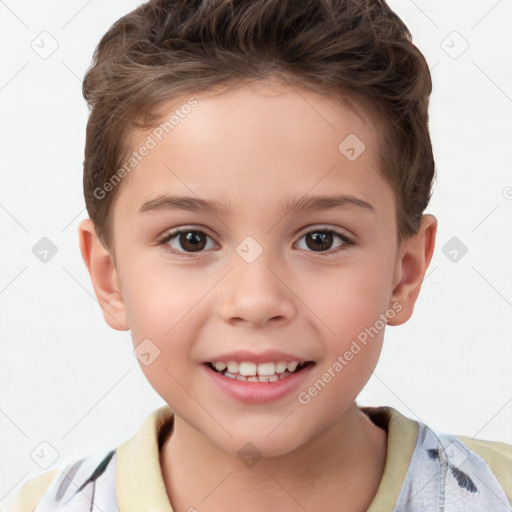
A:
114 80 390 220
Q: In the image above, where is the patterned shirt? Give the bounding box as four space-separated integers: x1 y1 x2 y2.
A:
8 405 512 511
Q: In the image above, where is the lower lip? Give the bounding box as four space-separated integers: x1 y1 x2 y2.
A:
201 363 315 404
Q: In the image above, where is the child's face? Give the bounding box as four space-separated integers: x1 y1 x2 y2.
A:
82 80 434 456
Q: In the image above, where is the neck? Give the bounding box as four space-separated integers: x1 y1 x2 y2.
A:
160 402 387 512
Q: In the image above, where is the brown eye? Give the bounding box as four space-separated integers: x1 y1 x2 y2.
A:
177 231 207 252
305 231 334 252
159 229 215 256
295 228 353 255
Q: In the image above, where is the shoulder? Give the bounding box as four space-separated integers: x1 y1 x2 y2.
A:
6 468 61 512
455 434 512 503
363 406 512 511
398 422 512 511
7 449 117 512
370 406 512 493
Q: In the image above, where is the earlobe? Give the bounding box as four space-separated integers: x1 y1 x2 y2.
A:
78 219 129 331
387 214 437 326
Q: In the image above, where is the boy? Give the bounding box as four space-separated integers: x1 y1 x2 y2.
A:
7 0 511 510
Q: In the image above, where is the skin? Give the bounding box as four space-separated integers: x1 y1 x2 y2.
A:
79 79 437 512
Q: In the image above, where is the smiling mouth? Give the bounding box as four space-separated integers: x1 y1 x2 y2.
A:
205 360 315 382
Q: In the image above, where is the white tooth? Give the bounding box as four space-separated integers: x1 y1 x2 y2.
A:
224 371 236 379
214 362 227 372
258 376 269 382
227 361 239 374
268 374 278 382
275 361 287 373
257 362 275 376
247 376 259 382
239 361 257 376
287 361 299 372
235 374 247 381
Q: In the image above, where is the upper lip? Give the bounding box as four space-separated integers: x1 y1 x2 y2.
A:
205 350 313 364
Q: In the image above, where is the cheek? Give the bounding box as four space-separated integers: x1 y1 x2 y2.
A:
296 267 390 413
122 260 210 339
298 256 394 338
121 268 201 404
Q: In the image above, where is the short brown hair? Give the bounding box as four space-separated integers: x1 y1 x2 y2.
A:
82 0 435 250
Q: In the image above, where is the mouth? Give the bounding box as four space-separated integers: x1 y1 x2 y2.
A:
204 360 315 383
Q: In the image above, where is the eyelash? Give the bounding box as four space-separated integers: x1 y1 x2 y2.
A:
156 226 354 258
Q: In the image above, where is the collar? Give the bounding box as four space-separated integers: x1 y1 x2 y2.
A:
116 404 419 512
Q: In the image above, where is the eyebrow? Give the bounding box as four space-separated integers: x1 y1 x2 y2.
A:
278 194 375 215
138 194 375 217
139 195 234 217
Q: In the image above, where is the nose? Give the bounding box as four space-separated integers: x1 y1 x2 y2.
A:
218 250 297 328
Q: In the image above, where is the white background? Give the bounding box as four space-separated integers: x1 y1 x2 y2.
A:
1 0 511 507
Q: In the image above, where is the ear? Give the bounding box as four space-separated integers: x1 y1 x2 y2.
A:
78 219 129 331
387 214 437 326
